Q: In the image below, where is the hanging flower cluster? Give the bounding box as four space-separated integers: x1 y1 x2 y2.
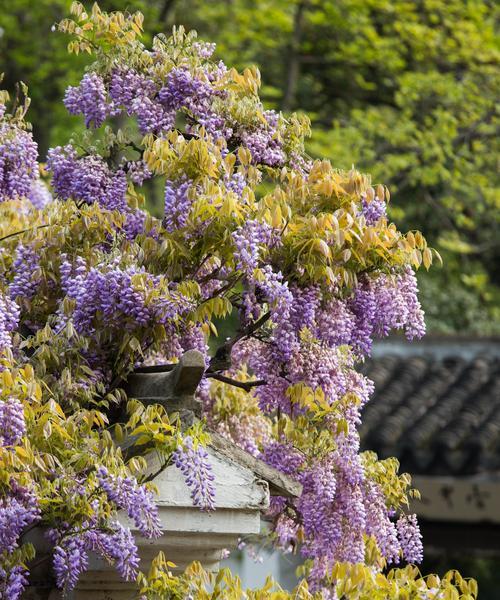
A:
0 4 470 600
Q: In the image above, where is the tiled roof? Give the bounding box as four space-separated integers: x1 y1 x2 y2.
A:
359 338 500 476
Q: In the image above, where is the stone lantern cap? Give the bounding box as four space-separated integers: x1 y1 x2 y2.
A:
126 349 302 499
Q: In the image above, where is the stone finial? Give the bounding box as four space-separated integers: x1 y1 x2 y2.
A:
125 350 205 415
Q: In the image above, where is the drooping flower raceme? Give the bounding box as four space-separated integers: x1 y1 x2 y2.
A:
172 437 216 511
96 467 162 538
0 291 20 353
396 513 424 564
0 114 38 201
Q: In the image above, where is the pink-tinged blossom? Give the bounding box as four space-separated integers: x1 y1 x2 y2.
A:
397 513 423 563
172 437 216 511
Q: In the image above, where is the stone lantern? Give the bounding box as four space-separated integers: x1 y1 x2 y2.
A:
25 351 301 599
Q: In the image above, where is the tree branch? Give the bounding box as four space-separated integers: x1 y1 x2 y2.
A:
209 311 271 372
205 372 267 391
0 223 50 243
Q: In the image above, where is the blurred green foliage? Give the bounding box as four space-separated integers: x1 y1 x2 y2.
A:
1 0 499 333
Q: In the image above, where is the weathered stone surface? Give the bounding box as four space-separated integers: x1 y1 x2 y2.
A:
125 349 205 415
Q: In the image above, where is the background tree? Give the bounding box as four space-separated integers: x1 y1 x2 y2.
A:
2 0 497 332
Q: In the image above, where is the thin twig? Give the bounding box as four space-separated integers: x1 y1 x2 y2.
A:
205 372 267 391
0 224 50 243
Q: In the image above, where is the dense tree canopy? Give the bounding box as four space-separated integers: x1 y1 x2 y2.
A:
2 0 498 332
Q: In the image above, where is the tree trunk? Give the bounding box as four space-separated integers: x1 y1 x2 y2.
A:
159 0 177 24
282 1 307 112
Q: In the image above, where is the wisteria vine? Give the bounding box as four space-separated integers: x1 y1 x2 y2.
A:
0 4 455 599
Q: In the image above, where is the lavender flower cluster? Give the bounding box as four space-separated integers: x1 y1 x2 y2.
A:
239 110 286 167
51 520 140 591
66 57 288 167
97 466 162 538
59 257 192 337
0 119 39 201
163 177 194 232
0 484 39 556
0 291 20 353
0 17 431 595
172 437 216 511
9 244 40 301
28 179 52 209
0 397 26 447
0 565 29 600
231 257 426 576
64 72 116 129
47 145 128 212
360 193 387 225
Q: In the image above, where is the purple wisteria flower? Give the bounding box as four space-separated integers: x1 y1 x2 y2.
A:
0 397 26 447
28 179 52 209
9 244 40 301
397 513 424 563
47 146 128 212
172 437 216 511
97 466 162 538
64 72 113 128
0 291 20 353
163 177 194 232
0 121 38 201
0 565 29 600
0 484 40 555
232 220 272 276
53 536 89 590
50 518 141 592
360 193 386 225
